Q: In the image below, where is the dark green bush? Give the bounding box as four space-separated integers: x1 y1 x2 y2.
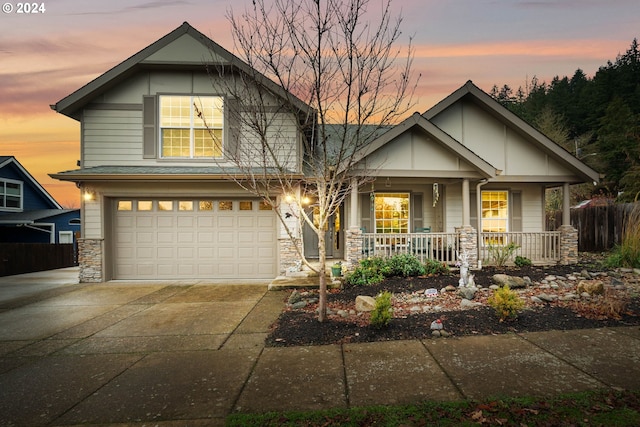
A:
514 255 532 267
423 258 449 275
345 257 385 286
383 254 426 277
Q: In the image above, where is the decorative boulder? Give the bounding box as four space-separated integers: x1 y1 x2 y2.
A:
457 286 477 300
577 280 605 296
355 295 376 312
492 274 527 289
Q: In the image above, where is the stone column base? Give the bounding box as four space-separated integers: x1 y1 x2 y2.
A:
345 226 363 271
559 225 579 265
279 238 303 274
78 238 103 283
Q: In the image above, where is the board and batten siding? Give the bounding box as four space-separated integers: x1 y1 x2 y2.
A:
431 100 578 179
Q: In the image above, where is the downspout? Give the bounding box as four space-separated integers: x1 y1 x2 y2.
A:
475 179 489 268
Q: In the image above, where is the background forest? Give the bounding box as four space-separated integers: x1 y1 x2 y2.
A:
490 39 640 205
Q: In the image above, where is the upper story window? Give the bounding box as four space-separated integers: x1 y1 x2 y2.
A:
0 179 22 211
159 95 224 158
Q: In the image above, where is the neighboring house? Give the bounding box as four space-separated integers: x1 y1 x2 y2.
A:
51 22 598 283
0 156 80 245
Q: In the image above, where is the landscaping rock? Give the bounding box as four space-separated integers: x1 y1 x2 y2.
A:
291 301 307 309
430 319 443 330
457 286 477 300
460 298 481 308
537 293 558 303
492 274 527 289
355 295 376 312
577 280 605 296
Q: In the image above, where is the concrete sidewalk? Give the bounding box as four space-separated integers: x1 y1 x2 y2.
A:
0 270 639 426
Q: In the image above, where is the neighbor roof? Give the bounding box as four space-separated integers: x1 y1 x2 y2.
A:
0 156 62 209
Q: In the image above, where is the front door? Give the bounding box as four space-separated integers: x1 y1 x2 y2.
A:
303 206 342 259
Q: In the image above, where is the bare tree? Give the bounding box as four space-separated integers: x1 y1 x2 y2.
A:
210 0 417 321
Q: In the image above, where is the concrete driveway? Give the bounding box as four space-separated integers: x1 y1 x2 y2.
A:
0 269 284 426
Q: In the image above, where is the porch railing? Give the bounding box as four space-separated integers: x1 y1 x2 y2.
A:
479 231 561 265
362 232 460 265
360 231 562 266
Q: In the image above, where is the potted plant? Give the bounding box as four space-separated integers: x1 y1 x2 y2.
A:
331 262 342 277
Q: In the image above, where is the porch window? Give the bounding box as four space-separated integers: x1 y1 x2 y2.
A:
0 179 22 210
159 95 224 158
374 193 409 233
481 191 508 232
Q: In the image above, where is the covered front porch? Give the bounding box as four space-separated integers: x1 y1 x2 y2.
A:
342 179 579 269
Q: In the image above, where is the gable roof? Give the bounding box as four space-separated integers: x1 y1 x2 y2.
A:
52 22 312 120
424 81 600 183
347 112 497 178
0 156 61 209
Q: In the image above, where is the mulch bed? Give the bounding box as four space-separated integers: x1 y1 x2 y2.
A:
266 260 640 347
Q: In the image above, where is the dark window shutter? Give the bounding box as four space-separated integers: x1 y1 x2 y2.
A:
226 98 240 159
143 95 157 159
412 193 423 230
511 191 522 232
360 193 371 232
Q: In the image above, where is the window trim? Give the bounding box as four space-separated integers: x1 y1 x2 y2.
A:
373 192 410 234
0 178 23 212
480 190 509 233
158 94 225 159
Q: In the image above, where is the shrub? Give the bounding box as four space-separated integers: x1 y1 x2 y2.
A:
370 291 393 328
423 258 450 275
487 285 525 321
345 257 385 286
487 242 520 267
606 203 640 269
514 255 532 267
383 253 426 277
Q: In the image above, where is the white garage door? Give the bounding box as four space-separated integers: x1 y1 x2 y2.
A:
113 198 277 279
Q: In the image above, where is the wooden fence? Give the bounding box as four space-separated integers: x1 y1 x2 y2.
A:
547 202 639 252
0 243 77 277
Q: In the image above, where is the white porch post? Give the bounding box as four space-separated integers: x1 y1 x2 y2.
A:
350 178 359 228
346 178 363 270
462 179 470 225
562 182 571 226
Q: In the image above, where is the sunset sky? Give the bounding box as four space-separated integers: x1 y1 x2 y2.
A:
1 0 638 207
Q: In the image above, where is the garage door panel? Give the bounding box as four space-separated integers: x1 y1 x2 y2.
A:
156 247 174 258
257 231 275 242
136 232 153 243
114 198 276 279
218 232 234 243
136 217 153 227
116 232 133 244
177 232 194 243
217 217 234 227
157 232 173 243
157 217 174 227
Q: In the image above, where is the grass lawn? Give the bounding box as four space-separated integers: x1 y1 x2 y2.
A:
227 389 640 426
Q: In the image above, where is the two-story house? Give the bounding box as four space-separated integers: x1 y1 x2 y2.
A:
51 22 598 283
1 156 80 245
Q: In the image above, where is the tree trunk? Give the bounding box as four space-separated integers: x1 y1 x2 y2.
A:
317 231 327 322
